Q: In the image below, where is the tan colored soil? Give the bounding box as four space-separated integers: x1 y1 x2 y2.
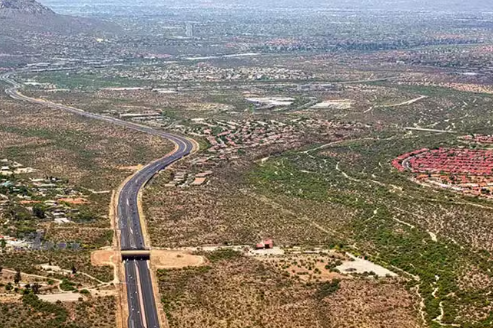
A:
91 250 119 267
118 165 144 171
58 198 89 205
151 250 205 269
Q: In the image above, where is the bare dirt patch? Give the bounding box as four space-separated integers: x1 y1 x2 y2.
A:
38 293 85 303
151 250 205 269
336 254 398 277
91 250 119 267
118 165 144 171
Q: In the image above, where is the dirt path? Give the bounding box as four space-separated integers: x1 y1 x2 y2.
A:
376 95 428 108
302 137 375 155
405 127 456 133
335 162 361 182
431 275 461 327
2 269 61 283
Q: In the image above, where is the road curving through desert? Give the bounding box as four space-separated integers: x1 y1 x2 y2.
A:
1 72 196 328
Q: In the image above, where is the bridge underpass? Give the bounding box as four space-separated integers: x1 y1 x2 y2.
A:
121 250 151 261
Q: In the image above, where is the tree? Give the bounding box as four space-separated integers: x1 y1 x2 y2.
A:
33 204 46 219
75 210 96 223
0 238 6 250
8 205 31 221
14 269 21 285
32 283 40 294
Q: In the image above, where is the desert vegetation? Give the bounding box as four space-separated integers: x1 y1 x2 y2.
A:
158 250 420 328
0 89 172 193
44 227 113 249
3 3 493 327
0 294 116 328
249 134 493 327
0 250 114 283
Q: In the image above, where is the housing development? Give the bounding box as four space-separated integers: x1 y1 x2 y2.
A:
2 0 493 328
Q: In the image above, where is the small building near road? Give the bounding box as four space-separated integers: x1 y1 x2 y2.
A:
255 239 274 250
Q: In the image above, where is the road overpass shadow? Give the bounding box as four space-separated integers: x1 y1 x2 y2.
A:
121 250 151 261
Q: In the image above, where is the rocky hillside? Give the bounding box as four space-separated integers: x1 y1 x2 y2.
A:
0 0 119 37
0 0 55 15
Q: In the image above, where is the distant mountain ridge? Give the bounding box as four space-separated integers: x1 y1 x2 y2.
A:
0 0 55 15
0 0 120 37
40 0 493 14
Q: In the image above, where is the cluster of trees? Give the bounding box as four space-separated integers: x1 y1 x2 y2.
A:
315 279 341 300
0 268 41 294
22 293 69 326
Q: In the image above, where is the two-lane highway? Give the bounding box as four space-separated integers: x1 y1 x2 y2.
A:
1 72 195 328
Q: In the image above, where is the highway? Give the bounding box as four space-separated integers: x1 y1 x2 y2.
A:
1 72 194 328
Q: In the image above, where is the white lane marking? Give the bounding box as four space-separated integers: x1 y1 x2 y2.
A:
134 261 148 328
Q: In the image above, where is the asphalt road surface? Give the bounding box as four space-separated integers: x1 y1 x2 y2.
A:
1 72 194 328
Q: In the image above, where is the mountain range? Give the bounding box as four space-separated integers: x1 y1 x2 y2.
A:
0 0 118 36
0 0 55 15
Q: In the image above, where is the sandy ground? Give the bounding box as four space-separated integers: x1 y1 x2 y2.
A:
0 294 21 303
311 99 352 110
39 293 84 303
117 259 127 328
151 250 205 269
119 165 144 171
376 95 428 108
337 253 397 277
91 250 119 267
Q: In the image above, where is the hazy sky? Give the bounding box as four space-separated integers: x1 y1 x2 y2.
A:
39 0 492 13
